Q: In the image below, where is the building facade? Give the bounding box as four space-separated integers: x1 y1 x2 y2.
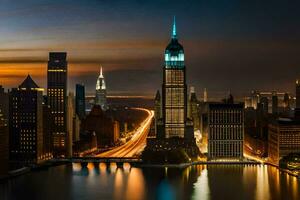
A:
9 75 45 167
160 17 193 139
268 118 300 165
208 103 244 160
143 18 199 164
95 67 108 111
47 52 68 157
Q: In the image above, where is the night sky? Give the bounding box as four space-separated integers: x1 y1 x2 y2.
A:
0 0 300 98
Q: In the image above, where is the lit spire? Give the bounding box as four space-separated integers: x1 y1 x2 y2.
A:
99 65 103 78
172 16 177 39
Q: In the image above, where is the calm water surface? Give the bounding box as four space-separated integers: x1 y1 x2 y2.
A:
0 163 299 200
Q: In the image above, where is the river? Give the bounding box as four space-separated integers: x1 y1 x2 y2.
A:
0 163 299 200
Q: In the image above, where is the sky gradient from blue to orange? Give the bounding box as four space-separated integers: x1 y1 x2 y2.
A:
0 0 300 97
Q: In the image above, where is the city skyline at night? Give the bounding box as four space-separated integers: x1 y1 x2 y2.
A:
1 1 300 200
0 0 300 97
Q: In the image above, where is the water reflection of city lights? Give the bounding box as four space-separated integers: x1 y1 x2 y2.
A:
114 168 124 200
123 162 131 173
99 162 107 174
126 168 145 200
72 163 81 172
110 163 117 173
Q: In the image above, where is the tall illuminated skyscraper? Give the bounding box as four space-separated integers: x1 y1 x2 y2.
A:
47 52 68 157
95 66 108 111
161 16 192 139
144 18 198 163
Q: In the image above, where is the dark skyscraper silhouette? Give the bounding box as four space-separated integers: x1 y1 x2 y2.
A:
75 84 86 120
9 75 46 167
47 52 68 157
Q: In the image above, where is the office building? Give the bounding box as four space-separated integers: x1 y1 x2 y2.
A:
9 75 45 166
268 118 300 165
144 17 199 163
208 102 244 160
75 84 85 120
47 52 68 157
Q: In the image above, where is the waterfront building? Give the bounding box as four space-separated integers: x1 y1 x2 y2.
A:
160 17 193 139
9 75 46 167
75 84 85 120
268 118 300 165
143 17 199 163
207 101 244 160
47 52 68 157
0 108 8 179
95 67 108 111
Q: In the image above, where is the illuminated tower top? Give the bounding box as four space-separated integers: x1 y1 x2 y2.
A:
96 66 106 90
165 16 184 69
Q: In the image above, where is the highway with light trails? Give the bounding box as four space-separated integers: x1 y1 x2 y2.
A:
96 108 154 158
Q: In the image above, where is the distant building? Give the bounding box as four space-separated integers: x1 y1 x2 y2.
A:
75 84 85 120
0 108 8 179
272 91 278 115
81 105 119 147
67 92 75 157
0 86 9 123
154 90 162 136
47 52 68 157
9 75 48 167
268 118 300 165
208 101 244 160
95 67 108 111
260 96 269 115
189 87 200 130
73 115 80 142
42 105 54 160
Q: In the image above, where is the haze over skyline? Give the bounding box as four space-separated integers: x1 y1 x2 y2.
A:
0 0 300 97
